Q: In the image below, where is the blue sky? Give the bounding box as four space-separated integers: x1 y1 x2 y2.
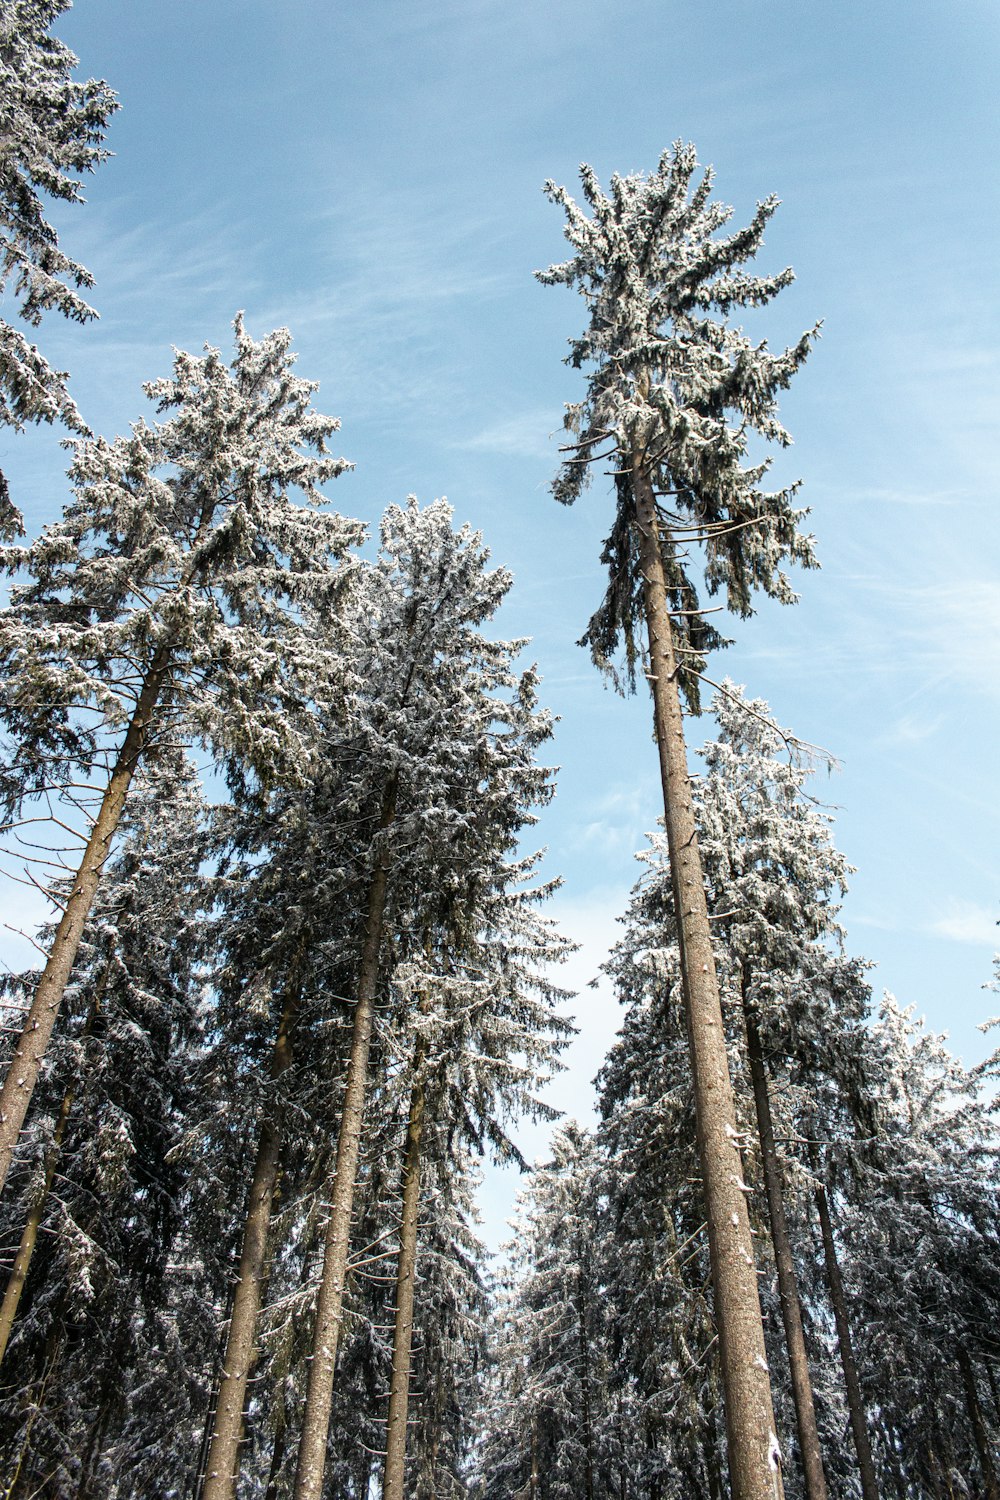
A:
4 0 999 1245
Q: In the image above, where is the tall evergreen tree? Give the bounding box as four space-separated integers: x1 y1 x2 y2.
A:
476 1123 612 1500
835 998 1000 1498
226 497 567 1500
0 756 213 1498
0 0 118 525
0 316 361 1192
379 873 572 1500
538 142 817 1500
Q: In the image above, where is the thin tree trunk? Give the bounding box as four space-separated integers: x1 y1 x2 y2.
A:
0 647 172 1195
743 1000 827 1499
958 1346 999 1499
381 1058 427 1500
0 1088 71 1369
262 1413 286 1500
529 1412 539 1500
986 1360 1000 1425
293 776 398 1500
576 1233 596 1500
631 457 783 1500
812 1174 879 1500
202 993 297 1500
0 977 107 1366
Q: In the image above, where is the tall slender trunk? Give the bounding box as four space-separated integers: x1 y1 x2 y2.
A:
957 1346 999 1498
812 1174 878 1500
575 1233 596 1500
743 999 827 1499
381 1053 427 1500
293 776 398 1500
0 977 107 1366
0 1085 72 1370
631 457 783 1500
262 1415 286 1500
0 647 172 1195
529 1411 539 1500
202 993 297 1500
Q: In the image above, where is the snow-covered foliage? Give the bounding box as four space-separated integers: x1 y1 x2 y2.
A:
539 143 818 702
0 0 118 527
475 1124 613 1500
0 757 215 1497
0 314 360 824
477 687 1000 1500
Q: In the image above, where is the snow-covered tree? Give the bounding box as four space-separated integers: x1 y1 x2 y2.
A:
834 998 1000 1498
291 498 569 1500
476 1124 617 1500
0 0 118 526
378 871 573 1500
0 755 213 1498
0 315 361 1192
539 142 818 1500
590 686 892 1499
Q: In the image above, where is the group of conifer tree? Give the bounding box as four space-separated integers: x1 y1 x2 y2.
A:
1 4 999 1498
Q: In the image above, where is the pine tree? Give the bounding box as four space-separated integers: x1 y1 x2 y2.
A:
476 1124 612 1500
538 143 817 1500
0 0 118 525
834 998 1000 1497
591 685 890 1498
0 755 213 1497
0 315 361 1193
292 498 569 1500
379 871 572 1500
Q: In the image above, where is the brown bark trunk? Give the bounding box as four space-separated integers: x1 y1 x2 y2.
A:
292 776 397 1500
530 1412 539 1500
0 1080 73 1369
0 969 108 1366
0 647 171 1196
812 1175 879 1500
202 993 296 1500
381 1064 427 1500
631 457 783 1500
263 1413 286 1500
958 1345 999 1498
743 1000 827 1499
576 1233 596 1500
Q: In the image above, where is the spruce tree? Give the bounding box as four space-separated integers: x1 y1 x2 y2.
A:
0 0 118 524
266 498 566 1500
0 756 213 1497
476 1124 612 1500
834 998 1000 1497
0 316 361 1192
538 143 817 1500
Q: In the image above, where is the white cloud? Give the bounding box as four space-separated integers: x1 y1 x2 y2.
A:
454 411 562 460
930 901 999 947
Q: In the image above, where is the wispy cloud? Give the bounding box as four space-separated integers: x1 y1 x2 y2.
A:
876 711 945 747
930 901 999 947
453 410 562 460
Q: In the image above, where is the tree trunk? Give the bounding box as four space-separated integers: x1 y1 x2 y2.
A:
0 1084 72 1369
292 776 397 1500
0 647 171 1195
958 1346 999 1499
202 993 297 1500
262 1413 286 1500
381 1061 427 1500
631 457 783 1500
812 1175 879 1500
576 1233 596 1500
530 1411 539 1500
0 977 107 1366
743 1000 827 1499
